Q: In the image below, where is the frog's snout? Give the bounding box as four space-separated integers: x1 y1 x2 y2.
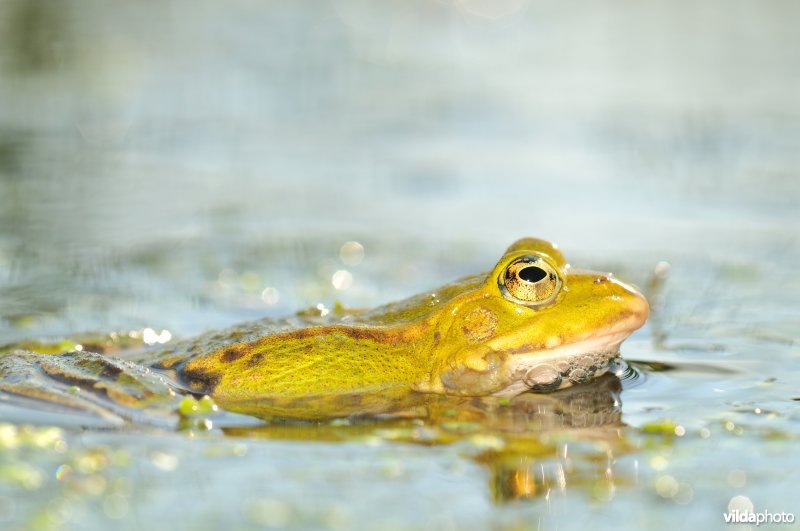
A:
569 268 650 335
605 274 650 334
630 286 650 328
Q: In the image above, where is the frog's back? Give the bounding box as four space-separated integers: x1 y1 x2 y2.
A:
138 315 315 369
139 273 486 402
168 317 430 405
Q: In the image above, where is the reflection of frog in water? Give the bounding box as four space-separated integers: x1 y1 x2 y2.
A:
225 372 631 504
0 238 648 424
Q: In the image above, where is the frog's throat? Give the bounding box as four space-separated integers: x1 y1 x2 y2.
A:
492 329 632 397
428 329 633 397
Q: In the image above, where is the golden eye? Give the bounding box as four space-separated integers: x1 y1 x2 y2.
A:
499 255 561 307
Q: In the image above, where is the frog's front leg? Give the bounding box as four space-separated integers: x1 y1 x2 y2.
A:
0 350 181 427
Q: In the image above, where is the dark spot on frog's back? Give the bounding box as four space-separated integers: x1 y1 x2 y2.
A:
246 352 265 368
98 360 123 379
279 325 385 344
180 367 222 394
220 347 246 363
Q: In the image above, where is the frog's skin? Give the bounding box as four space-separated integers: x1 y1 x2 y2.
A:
0 238 648 422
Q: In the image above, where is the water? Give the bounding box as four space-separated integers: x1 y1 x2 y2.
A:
1 1 799 529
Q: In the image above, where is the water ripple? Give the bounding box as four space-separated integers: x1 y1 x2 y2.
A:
610 358 647 390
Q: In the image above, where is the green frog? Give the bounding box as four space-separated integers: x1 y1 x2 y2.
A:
0 238 648 423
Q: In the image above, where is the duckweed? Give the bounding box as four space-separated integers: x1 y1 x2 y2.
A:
177 395 219 417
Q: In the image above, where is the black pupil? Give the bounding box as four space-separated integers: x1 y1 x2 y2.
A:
518 266 547 283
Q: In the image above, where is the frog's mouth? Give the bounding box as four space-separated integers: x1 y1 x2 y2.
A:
493 331 628 397
436 328 637 398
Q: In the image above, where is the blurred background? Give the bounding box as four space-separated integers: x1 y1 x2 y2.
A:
0 2 798 529
1 0 797 341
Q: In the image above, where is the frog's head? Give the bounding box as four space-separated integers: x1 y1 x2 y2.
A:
430 237 649 396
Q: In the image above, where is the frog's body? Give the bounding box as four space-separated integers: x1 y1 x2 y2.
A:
0 238 648 422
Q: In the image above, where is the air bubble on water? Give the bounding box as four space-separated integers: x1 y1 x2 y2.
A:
332 270 353 290
728 469 747 488
261 287 280 305
339 241 364 266
142 328 172 345
728 495 753 513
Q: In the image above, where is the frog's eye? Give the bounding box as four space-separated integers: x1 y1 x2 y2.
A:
499 255 561 308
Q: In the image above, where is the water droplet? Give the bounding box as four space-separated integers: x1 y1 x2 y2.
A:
728 469 747 488
331 270 353 290
728 495 753 513
150 451 179 471
261 287 280 305
655 475 679 498
54 464 72 481
339 241 364 266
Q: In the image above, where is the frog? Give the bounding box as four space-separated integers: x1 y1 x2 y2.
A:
0 237 648 424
